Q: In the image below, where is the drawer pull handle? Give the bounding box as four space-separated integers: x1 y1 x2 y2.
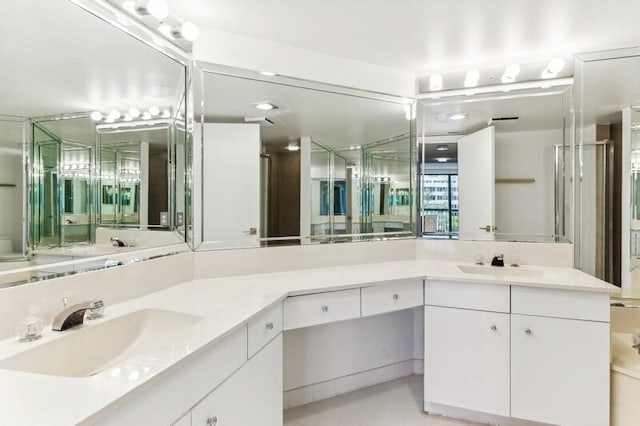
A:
393 294 399 300
266 321 274 330
490 324 497 331
321 305 329 312
525 328 532 335
207 416 218 426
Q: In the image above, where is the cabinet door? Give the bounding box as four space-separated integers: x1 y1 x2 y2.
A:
511 315 609 426
191 334 283 426
424 306 510 416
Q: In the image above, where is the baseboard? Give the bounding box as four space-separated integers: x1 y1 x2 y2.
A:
283 359 417 409
424 401 550 426
413 359 424 375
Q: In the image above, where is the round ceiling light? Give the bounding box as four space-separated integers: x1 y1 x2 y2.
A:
255 102 277 111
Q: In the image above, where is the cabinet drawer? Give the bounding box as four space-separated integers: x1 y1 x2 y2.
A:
511 286 609 322
424 280 510 313
248 302 282 358
283 289 360 330
361 279 423 317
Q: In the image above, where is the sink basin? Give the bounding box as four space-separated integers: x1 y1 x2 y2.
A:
457 264 544 279
0 309 202 377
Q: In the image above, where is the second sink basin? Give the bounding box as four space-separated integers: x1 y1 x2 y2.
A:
457 264 544 279
0 309 202 377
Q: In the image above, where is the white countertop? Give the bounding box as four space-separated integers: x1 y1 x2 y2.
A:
0 259 619 425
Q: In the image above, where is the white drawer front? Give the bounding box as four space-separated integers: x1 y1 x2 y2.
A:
283 289 361 330
424 280 510 313
361 279 423 317
511 286 609 322
248 302 283 358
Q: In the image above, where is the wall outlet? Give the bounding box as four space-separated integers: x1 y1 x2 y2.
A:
160 212 169 227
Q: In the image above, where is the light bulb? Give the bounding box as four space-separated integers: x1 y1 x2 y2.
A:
158 24 173 38
464 69 480 88
505 63 521 78
129 108 140 118
161 109 171 118
148 106 160 116
123 114 133 121
146 0 169 20
548 58 565 74
90 111 103 121
142 112 152 120
122 1 136 14
180 22 200 42
429 74 443 91
255 103 276 111
109 109 121 119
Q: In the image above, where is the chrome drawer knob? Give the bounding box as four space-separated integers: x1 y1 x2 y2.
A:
266 321 274 330
393 294 399 300
321 305 329 312
525 328 532 335
207 416 218 426
490 324 497 331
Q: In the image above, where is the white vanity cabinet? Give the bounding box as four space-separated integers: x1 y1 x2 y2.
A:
191 335 283 426
510 288 610 426
425 305 510 416
424 280 611 425
424 280 511 417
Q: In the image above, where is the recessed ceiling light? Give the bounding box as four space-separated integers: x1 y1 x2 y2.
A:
436 158 448 163
448 112 467 121
260 71 277 77
436 145 448 151
429 74 443 91
286 144 300 151
255 102 277 111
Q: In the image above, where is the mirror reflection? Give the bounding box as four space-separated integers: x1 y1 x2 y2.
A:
418 87 573 243
197 69 415 249
0 0 186 273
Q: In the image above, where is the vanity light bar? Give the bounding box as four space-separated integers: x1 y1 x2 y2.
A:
116 1 200 42
417 77 573 100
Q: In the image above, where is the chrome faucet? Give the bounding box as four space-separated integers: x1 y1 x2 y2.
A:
110 237 127 247
52 300 104 331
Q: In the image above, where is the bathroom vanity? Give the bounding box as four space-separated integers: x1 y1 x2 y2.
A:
0 260 617 426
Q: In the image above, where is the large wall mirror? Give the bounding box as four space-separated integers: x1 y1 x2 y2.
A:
0 0 188 285
576 48 640 287
418 85 574 244
193 66 415 250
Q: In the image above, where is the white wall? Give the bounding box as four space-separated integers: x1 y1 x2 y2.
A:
193 29 416 97
0 152 23 254
494 128 562 236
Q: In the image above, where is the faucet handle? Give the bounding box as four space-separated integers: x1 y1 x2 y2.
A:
86 299 105 320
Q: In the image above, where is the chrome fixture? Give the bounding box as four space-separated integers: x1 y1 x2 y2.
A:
110 237 127 247
52 300 105 331
474 254 485 265
491 254 505 267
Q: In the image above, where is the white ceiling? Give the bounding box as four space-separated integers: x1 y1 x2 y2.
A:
0 0 183 119
167 0 640 74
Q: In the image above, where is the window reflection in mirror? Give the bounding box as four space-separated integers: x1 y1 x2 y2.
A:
197 69 415 249
419 87 573 243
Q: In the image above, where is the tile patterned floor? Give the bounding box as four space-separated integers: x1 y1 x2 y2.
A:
284 375 477 426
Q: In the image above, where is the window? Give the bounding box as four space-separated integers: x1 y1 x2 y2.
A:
422 174 458 235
